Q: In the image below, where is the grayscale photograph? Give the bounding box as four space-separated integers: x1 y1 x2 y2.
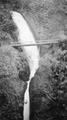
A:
0 0 67 120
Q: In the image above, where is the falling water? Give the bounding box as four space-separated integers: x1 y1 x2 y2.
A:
11 11 39 120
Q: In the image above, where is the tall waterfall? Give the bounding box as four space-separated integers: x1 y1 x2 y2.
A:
11 11 39 120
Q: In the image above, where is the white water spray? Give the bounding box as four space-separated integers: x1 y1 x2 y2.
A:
11 11 39 120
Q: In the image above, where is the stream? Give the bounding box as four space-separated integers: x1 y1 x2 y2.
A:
11 11 39 120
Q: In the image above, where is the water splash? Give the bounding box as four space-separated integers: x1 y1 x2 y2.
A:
11 11 39 120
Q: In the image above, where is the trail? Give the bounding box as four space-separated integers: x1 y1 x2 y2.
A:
11 11 40 120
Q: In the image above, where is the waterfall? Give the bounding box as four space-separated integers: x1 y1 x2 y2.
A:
11 11 39 120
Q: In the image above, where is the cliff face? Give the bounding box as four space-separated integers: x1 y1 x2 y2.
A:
19 0 67 41
30 41 67 120
24 1 67 119
0 0 67 120
0 46 30 120
0 0 67 54
0 2 31 119
0 0 67 42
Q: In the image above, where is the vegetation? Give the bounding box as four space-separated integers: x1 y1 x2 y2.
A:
30 41 67 120
0 0 67 120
